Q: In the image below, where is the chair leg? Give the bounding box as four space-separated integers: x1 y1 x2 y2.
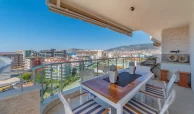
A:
135 93 138 99
166 109 169 114
107 104 110 108
157 98 162 111
108 108 111 114
145 95 148 103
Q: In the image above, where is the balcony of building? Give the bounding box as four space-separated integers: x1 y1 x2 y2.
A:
0 56 194 114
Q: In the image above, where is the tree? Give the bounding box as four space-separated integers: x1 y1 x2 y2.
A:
72 68 77 76
22 72 32 80
36 70 45 84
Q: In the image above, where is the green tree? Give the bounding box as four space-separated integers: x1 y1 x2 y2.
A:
22 72 32 80
72 68 77 76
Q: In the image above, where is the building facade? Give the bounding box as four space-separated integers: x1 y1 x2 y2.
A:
24 57 43 70
44 63 71 80
39 49 67 58
0 52 23 69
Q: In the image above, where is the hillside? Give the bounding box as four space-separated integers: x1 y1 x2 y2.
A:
106 43 158 51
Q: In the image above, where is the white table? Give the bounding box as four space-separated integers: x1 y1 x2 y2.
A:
81 70 154 114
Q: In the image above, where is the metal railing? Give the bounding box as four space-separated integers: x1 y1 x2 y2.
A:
0 56 150 104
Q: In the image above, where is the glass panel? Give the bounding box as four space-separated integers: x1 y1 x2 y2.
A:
117 58 124 69
108 58 116 66
123 57 131 69
42 65 53 99
62 62 80 91
97 59 109 76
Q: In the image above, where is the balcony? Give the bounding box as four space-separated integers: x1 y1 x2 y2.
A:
0 56 194 114
46 80 194 114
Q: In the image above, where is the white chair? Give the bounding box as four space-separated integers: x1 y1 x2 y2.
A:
139 73 177 111
128 62 135 74
135 65 151 74
80 69 96 98
124 89 176 114
57 90 111 114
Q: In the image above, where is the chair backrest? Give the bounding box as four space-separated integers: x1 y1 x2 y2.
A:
57 90 74 114
159 90 176 114
166 73 176 96
135 65 151 74
80 69 95 82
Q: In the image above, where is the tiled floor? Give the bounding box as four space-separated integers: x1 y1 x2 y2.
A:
47 80 194 114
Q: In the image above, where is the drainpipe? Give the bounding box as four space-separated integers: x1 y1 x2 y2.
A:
190 17 194 93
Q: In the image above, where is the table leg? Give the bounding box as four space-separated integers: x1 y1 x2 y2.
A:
116 104 123 114
140 84 146 102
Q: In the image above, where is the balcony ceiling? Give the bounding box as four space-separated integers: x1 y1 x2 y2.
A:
48 0 194 41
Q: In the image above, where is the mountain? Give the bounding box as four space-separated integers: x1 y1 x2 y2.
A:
106 43 158 51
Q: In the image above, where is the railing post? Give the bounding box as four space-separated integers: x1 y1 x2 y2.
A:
19 73 23 91
97 59 98 76
108 59 109 67
123 58 124 69
41 68 44 104
82 61 85 71
80 61 84 71
33 69 36 85
116 58 117 67
60 63 63 91
50 65 53 97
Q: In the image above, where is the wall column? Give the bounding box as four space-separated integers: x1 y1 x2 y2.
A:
190 16 194 93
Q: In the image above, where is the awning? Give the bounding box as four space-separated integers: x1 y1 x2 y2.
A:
150 37 161 47
153 42 161 47
46 0 132 36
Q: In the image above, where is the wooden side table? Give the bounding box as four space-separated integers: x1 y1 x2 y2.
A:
160 69 169 82
178 72 190 88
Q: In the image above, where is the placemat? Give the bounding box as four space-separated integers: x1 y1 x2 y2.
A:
103 72 142 87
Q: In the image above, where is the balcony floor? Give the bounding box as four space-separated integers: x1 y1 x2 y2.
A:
47 79 194 114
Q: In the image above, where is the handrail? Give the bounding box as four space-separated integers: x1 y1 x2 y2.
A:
0 56 148 102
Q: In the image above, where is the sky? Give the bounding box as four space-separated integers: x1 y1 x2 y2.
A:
0 0 152 52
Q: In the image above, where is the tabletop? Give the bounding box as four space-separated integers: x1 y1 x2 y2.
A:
82 71 150 103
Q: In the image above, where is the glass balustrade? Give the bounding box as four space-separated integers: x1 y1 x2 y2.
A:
0 56 153 104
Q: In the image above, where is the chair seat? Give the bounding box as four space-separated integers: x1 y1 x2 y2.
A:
124 98 159 114
123 106 139 114
72 99 105 114
145 84 165 99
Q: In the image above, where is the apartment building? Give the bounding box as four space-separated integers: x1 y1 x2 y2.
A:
39 49 67 58
24 57 43 70
43 57 71 80
0 52 23 69
44 63 71 80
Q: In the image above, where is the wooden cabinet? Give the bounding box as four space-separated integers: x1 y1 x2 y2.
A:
160 69 169 82
178 72 190 88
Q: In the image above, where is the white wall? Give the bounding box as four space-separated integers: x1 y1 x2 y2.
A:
161 62 190 82
162 26 189 54
161 26 191 83
190 17 194 93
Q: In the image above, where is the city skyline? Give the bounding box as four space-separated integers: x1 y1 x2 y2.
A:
0 0 152 52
